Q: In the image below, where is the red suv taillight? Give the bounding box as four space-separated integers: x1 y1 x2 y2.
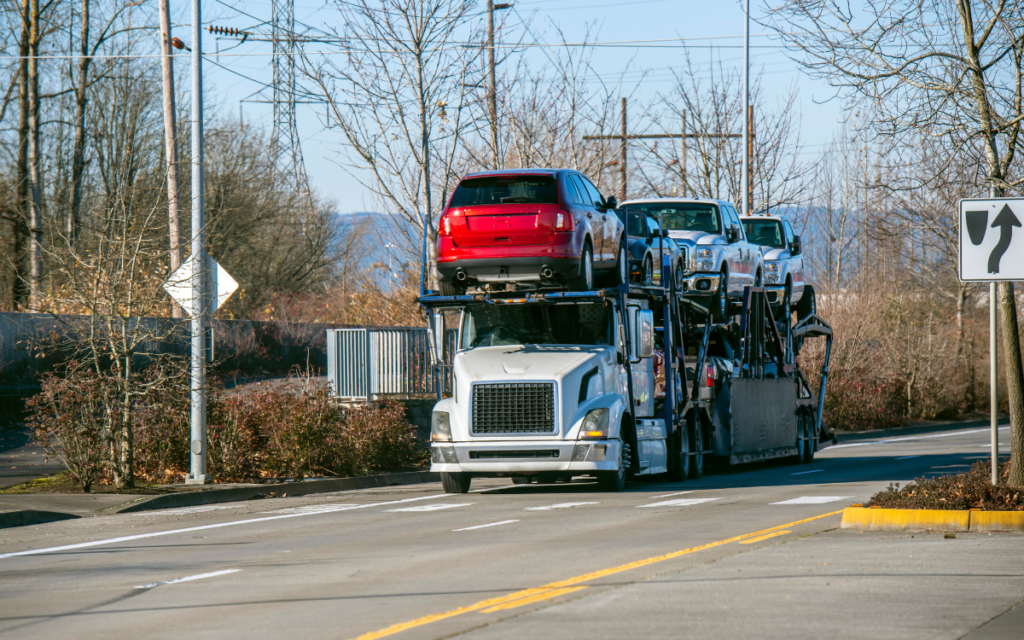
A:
555 210 573 231
439 212 451 236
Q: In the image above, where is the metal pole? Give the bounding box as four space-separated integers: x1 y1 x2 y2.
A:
187 0 209 484
680 110 686 196
741 0 750 216
621 97 627 201
991 281 999 484
487 0 497 168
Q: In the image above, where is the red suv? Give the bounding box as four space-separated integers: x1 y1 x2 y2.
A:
436 169 626 293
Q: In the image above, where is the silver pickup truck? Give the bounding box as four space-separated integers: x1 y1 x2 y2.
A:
739 214 815 317
619 198 764 321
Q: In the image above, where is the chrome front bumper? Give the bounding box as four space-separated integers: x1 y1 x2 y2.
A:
677 273 721 295
430 440 621 473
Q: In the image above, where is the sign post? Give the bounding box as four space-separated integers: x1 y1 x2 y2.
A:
959 196 1024 484
163 252 238 483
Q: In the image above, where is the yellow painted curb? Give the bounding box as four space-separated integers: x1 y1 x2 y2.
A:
840 507 969 532
969 510 1024 532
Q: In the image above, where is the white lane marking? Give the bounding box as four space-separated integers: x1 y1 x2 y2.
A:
135 569 240 589
790 469 823 476
638 498 719 508
263 503 357 515
132 505 247 516
829 426 1009 450
895 455 921 460
387 503 473 513
651 491 694 499
470 485 520 493
772 496 852 505
453 520 519 532
525 502 598 511
0 494 446 560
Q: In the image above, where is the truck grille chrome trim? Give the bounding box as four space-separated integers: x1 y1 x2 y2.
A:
468 450 560 459
471 382 557 434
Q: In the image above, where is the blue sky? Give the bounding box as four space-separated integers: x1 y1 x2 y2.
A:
185 0 848 213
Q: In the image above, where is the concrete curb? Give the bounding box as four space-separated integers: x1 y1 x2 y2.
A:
841 507 1024 532
113 470 440 514
0 510 80 530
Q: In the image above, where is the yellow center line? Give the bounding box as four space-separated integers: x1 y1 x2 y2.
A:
350 509 844 640
480 586 588 613
739 529 791 544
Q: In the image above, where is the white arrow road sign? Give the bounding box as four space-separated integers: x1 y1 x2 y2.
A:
162 252 238 317
959 197 1024 282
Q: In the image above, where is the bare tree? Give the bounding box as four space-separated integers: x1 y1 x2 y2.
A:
300 0 481 284
767 0 1024 485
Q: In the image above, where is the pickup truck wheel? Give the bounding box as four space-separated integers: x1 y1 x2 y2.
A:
597 440 627 492
568 244 594 291
441 472 472 493
642 256 653 286
689 422 704 479
796 285 816 320
673 260 685 291
711 279 728 323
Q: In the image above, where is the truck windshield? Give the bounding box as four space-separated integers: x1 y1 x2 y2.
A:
625 203 720 234
461 304 613 349
449 175 559 206
741 219 785 248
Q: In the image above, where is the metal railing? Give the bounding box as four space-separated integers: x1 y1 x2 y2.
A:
327 327 457 401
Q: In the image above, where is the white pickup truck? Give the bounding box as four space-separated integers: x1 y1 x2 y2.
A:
426 292 674 493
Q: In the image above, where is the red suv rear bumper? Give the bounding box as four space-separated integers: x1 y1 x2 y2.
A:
437 233 582 282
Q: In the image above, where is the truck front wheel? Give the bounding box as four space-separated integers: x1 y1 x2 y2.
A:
441 472 472 493
597 440 627 492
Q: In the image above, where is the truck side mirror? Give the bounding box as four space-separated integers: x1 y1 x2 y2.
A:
618 323 628 361
791 235 802 255
726 227 738 243
426 311 445 365
636 310 655 359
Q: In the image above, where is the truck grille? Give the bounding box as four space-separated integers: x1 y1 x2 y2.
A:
472 382 556 434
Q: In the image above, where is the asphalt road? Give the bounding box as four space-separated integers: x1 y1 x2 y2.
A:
0 424 1020 640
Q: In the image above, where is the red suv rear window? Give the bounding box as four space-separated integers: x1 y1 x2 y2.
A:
450 176 558 207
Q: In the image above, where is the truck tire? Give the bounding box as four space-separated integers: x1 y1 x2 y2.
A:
689 422 705 479
597 440 627 492
511 476 533 485
568 243 594 292
801 411 816 463
670 418 692 481
796 285 816 320
711 277 728 323
441 472 472 493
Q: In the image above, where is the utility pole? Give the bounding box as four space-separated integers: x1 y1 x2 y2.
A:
583 99 739 200
741 0 750 216
187 0 210 484
748 104 755 214
158 0 184 319
487 1 511 168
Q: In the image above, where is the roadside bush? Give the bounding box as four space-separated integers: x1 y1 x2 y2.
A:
868 459 1023 511
26 371 111 492
818 367 908 432
346 400 427 475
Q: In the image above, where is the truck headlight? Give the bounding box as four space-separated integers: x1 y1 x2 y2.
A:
765 262 779 273
578 408 609 439
697 248 714 259
764 262 781 284
431 411 452 442
696 259 715 272
431 446 458 463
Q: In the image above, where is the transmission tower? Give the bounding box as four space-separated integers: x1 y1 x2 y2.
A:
270 0 309 194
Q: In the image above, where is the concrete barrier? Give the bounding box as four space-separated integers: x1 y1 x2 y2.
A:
841 507 1023 532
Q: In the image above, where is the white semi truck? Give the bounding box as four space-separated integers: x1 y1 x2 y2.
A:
421 256 835 494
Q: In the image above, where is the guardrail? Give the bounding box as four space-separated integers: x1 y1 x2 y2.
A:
327 327 457 401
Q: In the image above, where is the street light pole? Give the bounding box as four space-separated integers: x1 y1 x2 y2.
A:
741 0 750 216
187 0 210 484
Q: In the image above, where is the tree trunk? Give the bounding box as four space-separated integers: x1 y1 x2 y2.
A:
69 0 90 247
158 0 184 318
998 282 1024 488
956 282 975 410
14 0 29 308
27 0 43 310
416 51 434 289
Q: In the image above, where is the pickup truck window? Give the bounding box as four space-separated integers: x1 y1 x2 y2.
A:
450 176 559 206
461 304 613 349
741 219 785 248
625 203 720 234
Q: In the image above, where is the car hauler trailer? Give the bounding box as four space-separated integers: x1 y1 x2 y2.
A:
417 226 834 494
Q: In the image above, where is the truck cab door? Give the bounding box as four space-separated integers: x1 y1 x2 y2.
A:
628 305 655 419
